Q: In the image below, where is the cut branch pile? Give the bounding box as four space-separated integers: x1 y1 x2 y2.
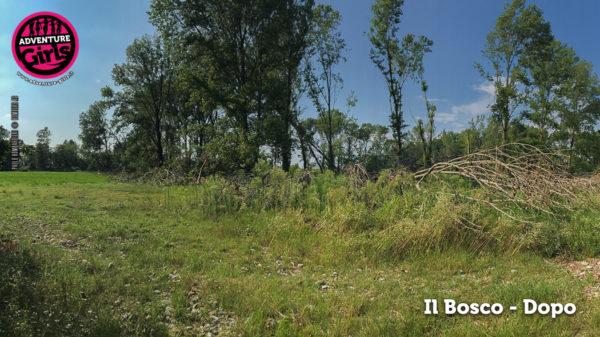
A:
345 163 370 189
415 143 599 223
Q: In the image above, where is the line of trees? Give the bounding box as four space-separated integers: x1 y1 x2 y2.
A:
0 126 83 171
80 0 408 174
3 0 599 173
476 0 600 171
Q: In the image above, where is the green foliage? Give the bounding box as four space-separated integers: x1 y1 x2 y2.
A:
79 100 113 171
149 0 318 173
60 0 600 176
520 40 577 143
79 101 109 153
0 126 9 170
478 0 553 144
301 109 388 172
368 0 432 158
52 140 83 171
304 4 347 171
111 35 175 168
69 0 600 175
267 0 315 171
33 127 52 171
556 60 600 169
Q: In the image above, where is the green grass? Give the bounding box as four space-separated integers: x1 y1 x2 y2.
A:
0 171 599 336
0 171 107 186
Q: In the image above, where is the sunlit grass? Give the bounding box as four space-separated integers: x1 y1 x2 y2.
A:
0 171 598 336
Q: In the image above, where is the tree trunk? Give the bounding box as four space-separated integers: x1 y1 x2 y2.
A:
326 70 335 171
327 108 335 171
568 134 574 170
392 97 403 157
281 67 294 172
300 140 308 170
154 115 164 167
502 119 509 145
467 131 471 155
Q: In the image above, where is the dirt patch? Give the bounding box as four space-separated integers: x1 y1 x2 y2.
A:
5 215 91 252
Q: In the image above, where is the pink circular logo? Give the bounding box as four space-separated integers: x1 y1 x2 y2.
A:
12 12 78 79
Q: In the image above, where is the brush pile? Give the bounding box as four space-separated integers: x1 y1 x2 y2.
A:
415 143 600 223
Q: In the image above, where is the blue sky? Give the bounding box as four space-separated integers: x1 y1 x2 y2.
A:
1 0 599 145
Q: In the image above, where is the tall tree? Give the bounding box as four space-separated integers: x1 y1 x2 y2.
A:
520 40 577 143
417 71 436 167
304 4 347 171
477 0 553 144
368 0 432 158
557 60 600 169
79 99 112 170
111 35 175 167
273 0 314 172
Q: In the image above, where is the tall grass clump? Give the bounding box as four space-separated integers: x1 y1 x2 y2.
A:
131 163 600 258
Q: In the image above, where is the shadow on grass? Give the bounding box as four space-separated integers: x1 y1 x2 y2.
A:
0 244 168 337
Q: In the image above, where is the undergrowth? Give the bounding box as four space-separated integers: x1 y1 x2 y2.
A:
114 163 600 259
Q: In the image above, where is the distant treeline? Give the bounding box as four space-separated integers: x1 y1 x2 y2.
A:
0 126 81 171
2 0 600 173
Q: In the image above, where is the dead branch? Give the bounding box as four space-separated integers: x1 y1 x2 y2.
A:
345 163 370 189
415 143 599 223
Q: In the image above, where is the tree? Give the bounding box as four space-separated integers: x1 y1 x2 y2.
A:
477 0 553 144
111 35 175 168
150 0 317 172
272 0 314 171
520 40 577 143
18 141 35 169
302 109 348 172
304 4 347 172
362 124 394 172
34 127 52 170
79 99 113 170
53 140 81 171
293 118 312 170
436 130 463 162
79 101 109 153
416 71 436 167
575 130 600 171
556 60 600 169
461 116 485 155
368 0 432 158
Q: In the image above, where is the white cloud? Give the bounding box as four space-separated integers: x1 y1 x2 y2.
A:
435 81 496 128
451 81 495 117
436 112 458 123
476 81 497 96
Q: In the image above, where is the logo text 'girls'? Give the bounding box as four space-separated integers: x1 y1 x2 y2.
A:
12 12 78 81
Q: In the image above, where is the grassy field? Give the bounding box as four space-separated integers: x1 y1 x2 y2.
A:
1 171 600 336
